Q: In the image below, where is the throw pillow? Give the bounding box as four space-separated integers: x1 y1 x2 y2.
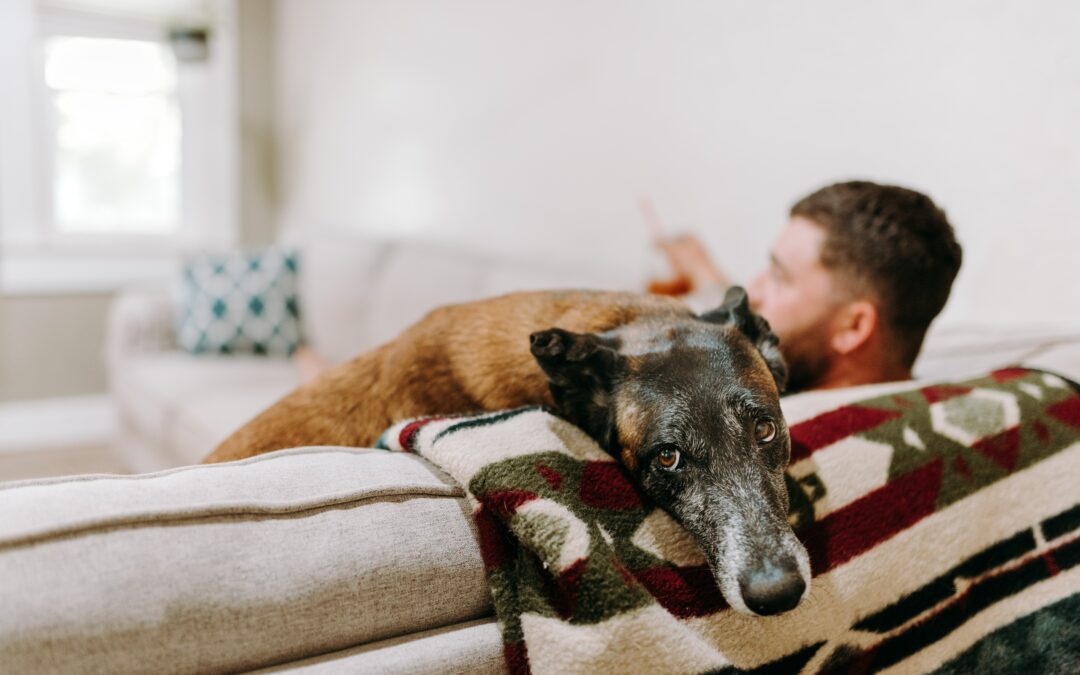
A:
176 248 301 356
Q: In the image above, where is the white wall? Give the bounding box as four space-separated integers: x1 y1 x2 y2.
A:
274 0 1080 325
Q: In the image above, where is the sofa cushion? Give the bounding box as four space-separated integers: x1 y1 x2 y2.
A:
917 322 1080 381
297 232 645 364
0 448 491 674
359 241 489 354
479 255 643 299
296 234 390 364
112 353 298 464
170 386 296 465
357 241 648 356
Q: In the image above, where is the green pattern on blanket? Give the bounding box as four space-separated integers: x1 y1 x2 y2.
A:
471 451 653 638
379 368 1080 674
785 368 1080 532
862 371 1080 508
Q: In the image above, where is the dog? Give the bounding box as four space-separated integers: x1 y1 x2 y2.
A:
206 286 811 616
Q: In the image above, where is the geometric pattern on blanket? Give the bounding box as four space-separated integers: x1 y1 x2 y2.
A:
377 368 1080 674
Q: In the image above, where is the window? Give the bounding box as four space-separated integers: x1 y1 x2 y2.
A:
0 0 238 293
44 35 182 235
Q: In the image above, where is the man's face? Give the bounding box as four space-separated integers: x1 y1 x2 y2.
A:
746 217 845 393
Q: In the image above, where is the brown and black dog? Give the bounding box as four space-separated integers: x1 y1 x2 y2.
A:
206 286 810 616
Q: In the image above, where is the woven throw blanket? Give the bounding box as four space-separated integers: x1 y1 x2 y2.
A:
377 368 1080 674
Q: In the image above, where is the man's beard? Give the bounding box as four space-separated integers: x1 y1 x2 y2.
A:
777 323 832 395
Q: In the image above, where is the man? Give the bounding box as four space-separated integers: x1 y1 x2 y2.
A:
659 181 963 393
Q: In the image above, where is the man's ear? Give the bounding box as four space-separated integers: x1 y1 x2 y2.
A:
698 286 788 392
530 328 620 449
830 300 877 355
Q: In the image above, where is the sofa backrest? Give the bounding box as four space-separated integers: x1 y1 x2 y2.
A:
299 232 645 364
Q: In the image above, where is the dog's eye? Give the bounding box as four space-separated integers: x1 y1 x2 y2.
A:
655 445 681 470
755 419 777 443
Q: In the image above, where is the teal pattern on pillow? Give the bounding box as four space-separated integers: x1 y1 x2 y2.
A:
176 248 301 356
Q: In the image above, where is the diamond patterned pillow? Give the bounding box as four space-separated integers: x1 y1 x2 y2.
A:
176 248 301 356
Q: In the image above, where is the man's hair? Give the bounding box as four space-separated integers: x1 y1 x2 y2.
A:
790 181 962 369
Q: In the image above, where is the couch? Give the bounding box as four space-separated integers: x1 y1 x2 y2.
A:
6 360 1080 673
7 233 1078 672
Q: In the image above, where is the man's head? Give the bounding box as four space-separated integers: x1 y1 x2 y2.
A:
747 181 962 392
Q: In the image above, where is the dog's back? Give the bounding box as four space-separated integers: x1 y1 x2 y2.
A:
204 290 690 463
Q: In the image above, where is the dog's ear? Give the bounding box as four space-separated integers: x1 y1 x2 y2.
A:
699 286 788 392
530 327 621 450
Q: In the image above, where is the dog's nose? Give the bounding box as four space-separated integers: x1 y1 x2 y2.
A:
738 558 806 616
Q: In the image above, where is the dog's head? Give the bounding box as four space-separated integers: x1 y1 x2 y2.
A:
530 286 809 616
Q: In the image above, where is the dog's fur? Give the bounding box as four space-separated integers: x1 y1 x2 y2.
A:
206 287 811 615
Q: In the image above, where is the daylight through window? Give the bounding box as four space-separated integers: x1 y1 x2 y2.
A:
44 35 181 235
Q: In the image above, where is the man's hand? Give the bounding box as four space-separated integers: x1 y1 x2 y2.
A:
655 234 731 291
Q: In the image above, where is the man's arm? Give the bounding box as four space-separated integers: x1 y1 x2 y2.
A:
655 234 732 289
655 234 733 312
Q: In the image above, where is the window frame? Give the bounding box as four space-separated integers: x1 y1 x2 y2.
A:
0 1 238 294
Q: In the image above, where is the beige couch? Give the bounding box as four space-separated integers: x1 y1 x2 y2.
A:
9 233 1077 672
5 337 1080 673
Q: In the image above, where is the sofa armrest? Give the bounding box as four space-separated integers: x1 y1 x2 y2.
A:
105 283 178 371
0 447 491 673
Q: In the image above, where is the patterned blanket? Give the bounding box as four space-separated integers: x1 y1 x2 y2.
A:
378 368 1080 674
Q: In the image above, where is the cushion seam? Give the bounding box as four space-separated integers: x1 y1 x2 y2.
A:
0 483 467 551
0 446 405 491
